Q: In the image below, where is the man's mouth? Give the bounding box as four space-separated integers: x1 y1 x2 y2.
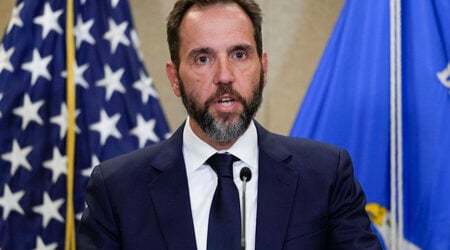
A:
218 97 235 107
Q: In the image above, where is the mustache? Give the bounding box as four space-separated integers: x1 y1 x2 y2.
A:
204 84 246 107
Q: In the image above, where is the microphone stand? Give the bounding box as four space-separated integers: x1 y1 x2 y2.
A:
239 167 251 250
241 175 248 250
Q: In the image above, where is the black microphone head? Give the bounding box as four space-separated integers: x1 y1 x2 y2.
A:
239 167 252 182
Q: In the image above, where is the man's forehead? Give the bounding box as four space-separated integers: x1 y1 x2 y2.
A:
182 2 247 24
175 1 258 60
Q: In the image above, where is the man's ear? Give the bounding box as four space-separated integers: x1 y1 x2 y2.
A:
262 52 268 87
166 61 181 97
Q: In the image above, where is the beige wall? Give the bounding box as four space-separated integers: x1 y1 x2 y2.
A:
0 0 343 135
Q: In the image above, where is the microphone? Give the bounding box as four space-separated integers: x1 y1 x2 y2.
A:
240 167 252 182
239 167 252 250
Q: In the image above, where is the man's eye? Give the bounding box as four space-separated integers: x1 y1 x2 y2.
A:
196 56 210 64
232 51 247 60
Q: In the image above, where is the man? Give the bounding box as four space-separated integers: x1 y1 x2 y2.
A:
77 0 382 249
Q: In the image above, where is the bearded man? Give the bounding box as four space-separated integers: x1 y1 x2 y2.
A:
77 0 381 249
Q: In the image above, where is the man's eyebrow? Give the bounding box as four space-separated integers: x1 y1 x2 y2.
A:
187 44 254 59
229 44 254 53
188 47 213 59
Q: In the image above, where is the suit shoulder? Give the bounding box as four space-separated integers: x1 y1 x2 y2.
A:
268 132 345 157
93 137 176 180
262 132 352 172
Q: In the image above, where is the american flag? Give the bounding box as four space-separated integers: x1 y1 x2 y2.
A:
0 0 170 249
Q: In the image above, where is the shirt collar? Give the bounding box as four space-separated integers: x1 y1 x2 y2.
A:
183 116 258 173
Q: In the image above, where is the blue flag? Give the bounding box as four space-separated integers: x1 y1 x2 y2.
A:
290 0 449 249
402 1 450 249
0 0 170 249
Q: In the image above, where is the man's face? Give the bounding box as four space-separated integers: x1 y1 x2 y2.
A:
167 3 268 148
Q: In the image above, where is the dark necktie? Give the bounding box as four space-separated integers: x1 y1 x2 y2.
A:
206 153 241 250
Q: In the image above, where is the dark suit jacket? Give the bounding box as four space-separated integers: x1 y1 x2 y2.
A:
77 122 381 249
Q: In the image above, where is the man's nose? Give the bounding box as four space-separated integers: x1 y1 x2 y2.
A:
215 57 235 85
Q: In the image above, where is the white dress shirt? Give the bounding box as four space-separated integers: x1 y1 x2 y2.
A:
183 117 258 250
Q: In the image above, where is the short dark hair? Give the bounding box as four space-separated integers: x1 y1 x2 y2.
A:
166 0 263 68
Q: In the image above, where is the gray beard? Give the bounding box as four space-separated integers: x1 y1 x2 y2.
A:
179 71 264 144
199 106 249 144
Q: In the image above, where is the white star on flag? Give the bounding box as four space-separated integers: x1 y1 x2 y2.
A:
42 148 68 183
50 103 81 139
96 65 126 101
1 140 33 176
111 0 121 8
89 110 122 145
61 61 90 89
130 114 160 148
21 49 53 86
7 2 24 33
12 94 44 130
33 237 58 250
32 192 65 228
33 3 63 39
103 18 130 54
74 15 95 48
0 185 25 220
0 44 15 74
130 29 145 61
2 140 33 176
133 70 159 103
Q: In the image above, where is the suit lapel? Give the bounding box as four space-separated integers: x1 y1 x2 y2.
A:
255 123 300 249
145 122 299 249
147 124 197 249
